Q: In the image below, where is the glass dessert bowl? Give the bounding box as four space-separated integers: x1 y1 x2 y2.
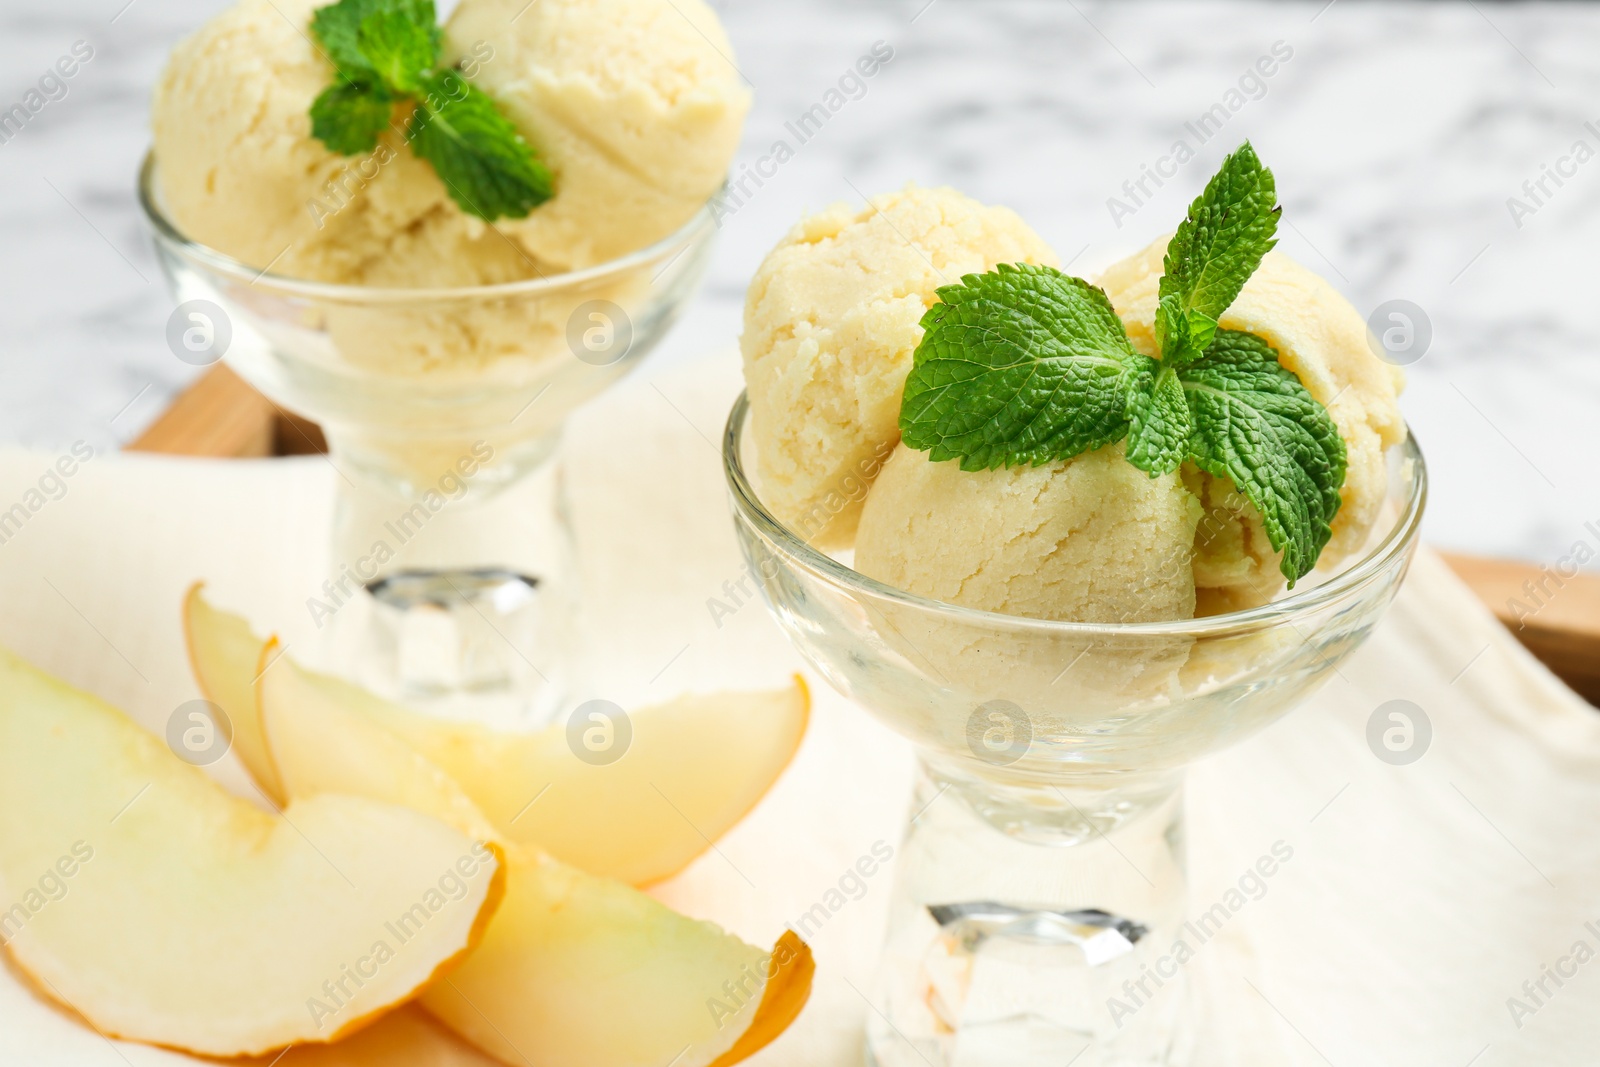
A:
139 153 720 724
724 391 1427 1066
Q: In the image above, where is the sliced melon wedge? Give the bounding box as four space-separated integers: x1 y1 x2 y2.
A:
382 681 811 887
182 581 284 803
258 637 501 846
421 855 812 1067
0 646 504 1058
259 651 814 1067
186 588 811 885
281 667 810 886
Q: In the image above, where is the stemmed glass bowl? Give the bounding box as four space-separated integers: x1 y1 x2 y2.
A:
724 391 1427 1066
138 152 719 724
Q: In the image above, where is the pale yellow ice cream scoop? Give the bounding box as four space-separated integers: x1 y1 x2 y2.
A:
150 0 748 283
741 186 1057 547
1097 238 1406 610
151 0 465 286
448 0 749 271
856 442 1200 624
852 442 1201 712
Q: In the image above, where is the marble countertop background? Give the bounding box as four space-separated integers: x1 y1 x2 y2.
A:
1 0 1597 571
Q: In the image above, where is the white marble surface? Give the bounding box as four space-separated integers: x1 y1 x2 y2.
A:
1 0 1598 568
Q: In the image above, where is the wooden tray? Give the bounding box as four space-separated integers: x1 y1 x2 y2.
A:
129 366 1600 705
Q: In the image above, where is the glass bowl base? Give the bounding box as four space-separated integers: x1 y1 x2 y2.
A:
310 451 576 730
865 762 1195 1067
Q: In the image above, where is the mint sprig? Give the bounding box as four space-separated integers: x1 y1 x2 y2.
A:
1183 330 1346 581
900 264 1137 470
309 0 440 81
409 73 554 220
309 80 392 155
307 0 551 222
1122 354 1191 475
1156 141 1279 368
896 143 1347 584
356 7 437 94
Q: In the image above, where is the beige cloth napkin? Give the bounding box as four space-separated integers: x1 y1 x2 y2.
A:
0 353 1595 1066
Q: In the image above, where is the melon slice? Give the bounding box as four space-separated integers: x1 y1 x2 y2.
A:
421 859 812 1067
0 646 503 1058
186 588 810 884
258 637 500 846
182 581 284 803
285 668 810 886
385 682 810 886
259 651 813 1067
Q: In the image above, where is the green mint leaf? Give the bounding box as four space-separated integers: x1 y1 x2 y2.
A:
310 0 438 82
899 264 1137 471
1123 356 1191 477
1157 141 1279 366
408 73 554 221
310 0 380 77
357 7 438 94
1180 329 1346 584
1155 295 1216 366
309 80 393 155
309 0 548 220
